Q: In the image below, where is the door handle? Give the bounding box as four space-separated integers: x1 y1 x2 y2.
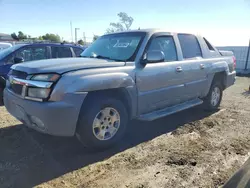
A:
200 64 205 69
176 66 183 72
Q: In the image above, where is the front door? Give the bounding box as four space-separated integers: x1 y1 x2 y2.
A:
136 35 186 115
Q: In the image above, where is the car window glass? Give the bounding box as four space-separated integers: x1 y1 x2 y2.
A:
81 32 145 61
32 47 47 60
51 46 72 58
73 47 83 57
178 34 202 59
15 47 33 61
147 36 177 62
204 38 215 51
14 47 47 62
5 54 14 64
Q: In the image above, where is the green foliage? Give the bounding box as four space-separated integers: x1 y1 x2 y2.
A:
18 31 27 40
106 12 134 33
40 33 61 42
11 33 19 40
78 39 84 45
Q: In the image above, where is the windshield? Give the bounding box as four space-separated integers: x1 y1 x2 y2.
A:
81 32 146 61
0 45 23 59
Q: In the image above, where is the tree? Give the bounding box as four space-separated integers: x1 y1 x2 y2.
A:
40 33 61 42
78 39 84 45
106 12 134 33
11 33 19 40
18 31 27 40
93 35 99 42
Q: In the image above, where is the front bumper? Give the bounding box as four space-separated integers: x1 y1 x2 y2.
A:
225 71 236 89
4 89 87 136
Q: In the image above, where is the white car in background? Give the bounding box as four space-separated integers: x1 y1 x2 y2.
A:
0 42 12 51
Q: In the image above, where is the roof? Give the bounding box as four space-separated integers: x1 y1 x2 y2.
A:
104 28 199 37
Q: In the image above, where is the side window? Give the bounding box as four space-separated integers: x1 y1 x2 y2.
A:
15 47 47 62
178 34 202 59
73 47 83 57
15 47 33 62
204 38 215 51
32 47 47 60
51 46 72 58
147 36 177 62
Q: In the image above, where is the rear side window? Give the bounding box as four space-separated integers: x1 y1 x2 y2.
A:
204 38 215 51
51 46 72 58
73 47 83 57
178 34 202 59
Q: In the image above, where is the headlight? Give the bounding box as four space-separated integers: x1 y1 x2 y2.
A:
28 88 51 99
30 74 60 82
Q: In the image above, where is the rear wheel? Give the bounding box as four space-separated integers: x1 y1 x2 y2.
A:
76 96 128 150
203 81 223 111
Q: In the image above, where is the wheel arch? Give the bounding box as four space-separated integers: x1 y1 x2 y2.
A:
81 87 135 120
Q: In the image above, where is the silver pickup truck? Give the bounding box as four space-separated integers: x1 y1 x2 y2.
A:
4 29 236 149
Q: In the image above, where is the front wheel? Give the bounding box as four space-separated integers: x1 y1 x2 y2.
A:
76 96 128 150
203 82 223 111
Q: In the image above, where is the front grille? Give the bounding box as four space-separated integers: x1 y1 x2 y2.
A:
8 70 28 96
9 70 28 79
10 84 23 95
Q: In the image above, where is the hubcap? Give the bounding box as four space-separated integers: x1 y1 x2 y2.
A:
92 107 120 141
211 86 220 106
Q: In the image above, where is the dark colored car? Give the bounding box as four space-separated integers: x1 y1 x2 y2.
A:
0 43 85 104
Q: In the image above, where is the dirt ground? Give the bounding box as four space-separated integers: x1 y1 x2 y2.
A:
0 77 250 188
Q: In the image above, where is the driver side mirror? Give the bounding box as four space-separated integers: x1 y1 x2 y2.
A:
143 50 165 64
13 57 24 64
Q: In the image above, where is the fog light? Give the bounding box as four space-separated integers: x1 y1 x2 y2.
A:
28 88 50 99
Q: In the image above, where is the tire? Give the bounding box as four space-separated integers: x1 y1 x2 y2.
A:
76 96 128 150
203 81 223 111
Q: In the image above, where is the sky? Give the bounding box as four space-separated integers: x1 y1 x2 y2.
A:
0 0 250 46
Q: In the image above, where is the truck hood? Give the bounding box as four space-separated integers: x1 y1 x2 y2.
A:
11 58 126 74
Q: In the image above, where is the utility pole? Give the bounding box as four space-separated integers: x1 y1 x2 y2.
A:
75 28 80 43
70 21 73 42
83 32 86 44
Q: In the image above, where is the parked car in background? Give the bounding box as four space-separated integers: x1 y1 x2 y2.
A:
3 29 236 150
0 43 85 104
0 42 12 51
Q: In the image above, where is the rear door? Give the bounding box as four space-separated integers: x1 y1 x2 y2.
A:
177 34 208 100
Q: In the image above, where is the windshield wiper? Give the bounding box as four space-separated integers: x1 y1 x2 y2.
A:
81 55 124 62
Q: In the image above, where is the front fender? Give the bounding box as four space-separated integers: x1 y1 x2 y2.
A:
67 72 135 93
50 72 137 118
50 72 136 100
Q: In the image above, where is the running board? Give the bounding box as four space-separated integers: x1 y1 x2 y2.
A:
138 98 203 121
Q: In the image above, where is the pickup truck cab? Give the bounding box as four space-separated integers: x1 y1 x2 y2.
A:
0 43 85 104
4 29 236 149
